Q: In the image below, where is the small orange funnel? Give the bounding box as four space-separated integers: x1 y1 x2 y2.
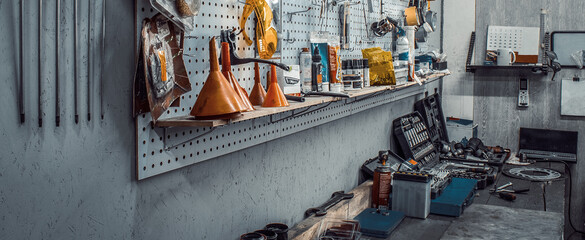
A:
190 37 246 119
262 65 289 107
249 62 267 106
221 42 254 111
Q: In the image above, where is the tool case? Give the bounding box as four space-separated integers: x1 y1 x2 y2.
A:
414 93 449 143
393 112 439 169
353 208 405 238
430 178 478 217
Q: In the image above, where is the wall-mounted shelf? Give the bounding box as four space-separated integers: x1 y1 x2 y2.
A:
154 73 451 128
466 64 550 73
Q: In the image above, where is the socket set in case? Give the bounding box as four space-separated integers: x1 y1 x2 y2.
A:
393 112 439 169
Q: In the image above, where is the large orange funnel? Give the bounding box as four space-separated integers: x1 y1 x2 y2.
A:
190 37 246 119
262 65 289 107
221 42 254 111
249 62 267 105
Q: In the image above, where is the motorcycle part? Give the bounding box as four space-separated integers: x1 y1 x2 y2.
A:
264 223 289 240
262 65 289 107
240 0 278 59
304 191 354 217
503 167 562 182
190 37 246 119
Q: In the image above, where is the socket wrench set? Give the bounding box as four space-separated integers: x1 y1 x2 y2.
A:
414 93 449 143
393 112 439 169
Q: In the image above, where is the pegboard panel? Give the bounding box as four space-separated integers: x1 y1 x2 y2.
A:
136 0 426 180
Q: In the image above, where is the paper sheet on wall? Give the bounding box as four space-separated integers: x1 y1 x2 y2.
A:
561 78 585 116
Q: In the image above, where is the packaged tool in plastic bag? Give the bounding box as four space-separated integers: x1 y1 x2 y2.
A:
570 50 585 69
135 14 192 123
362 47 396 85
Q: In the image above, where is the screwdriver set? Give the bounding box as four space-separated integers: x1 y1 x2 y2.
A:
393 112 439 169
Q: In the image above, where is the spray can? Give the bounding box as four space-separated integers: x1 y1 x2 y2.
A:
311 47 323 92
362 59 370 87
372 151 392 210
299 48 312 93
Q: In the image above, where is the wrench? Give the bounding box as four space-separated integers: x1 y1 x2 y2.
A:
304 191 354 217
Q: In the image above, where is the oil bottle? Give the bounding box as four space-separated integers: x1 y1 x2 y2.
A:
372 151 392 210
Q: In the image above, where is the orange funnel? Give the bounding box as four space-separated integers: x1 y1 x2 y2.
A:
262 65 289 107
249 62 267 105
221 42 254 111
190 37 246 119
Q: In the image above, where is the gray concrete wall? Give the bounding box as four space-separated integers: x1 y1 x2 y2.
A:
0 0 443 239
473 0 585 237
441 0 475 120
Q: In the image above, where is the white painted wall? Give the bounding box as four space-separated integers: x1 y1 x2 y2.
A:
441 0 475 120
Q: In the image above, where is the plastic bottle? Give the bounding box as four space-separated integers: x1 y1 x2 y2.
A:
397 35 409 67
299 48 312 93
363 59 370 87
311 47 323 92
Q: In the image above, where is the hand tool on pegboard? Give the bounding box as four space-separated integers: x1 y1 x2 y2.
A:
219 29 290 71
100 0 106 120
19 0 25 123
87 1 91 122
74 0 79 123
55 0 61 126
38 0 43 128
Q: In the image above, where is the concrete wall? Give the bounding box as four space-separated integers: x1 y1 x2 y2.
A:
441 0 475 120
0 1 442 239
473 0 585 237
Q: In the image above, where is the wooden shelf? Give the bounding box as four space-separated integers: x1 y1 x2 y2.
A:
154 72 450 128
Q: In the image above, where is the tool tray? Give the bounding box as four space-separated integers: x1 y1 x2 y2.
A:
414 93 449 143
444 165 498 189
393 112 439 169
439 151 508 167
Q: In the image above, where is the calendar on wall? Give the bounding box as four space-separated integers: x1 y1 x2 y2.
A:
486 26 540 63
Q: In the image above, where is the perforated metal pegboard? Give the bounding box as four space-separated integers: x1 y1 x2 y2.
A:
135 0 419 180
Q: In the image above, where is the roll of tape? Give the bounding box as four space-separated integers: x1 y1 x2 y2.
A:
405 7 420 26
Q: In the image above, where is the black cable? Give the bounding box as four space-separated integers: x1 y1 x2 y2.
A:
539 160 585 235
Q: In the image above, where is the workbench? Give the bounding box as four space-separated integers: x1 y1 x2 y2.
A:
288 162 567 240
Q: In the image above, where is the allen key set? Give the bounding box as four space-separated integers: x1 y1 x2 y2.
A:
18 0 107 127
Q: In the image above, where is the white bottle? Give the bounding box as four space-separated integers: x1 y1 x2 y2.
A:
396 36 409 67
299 48 312 93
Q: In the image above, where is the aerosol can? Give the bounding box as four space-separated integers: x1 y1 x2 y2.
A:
372 151 392 210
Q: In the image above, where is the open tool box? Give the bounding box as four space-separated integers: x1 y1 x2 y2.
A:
414 94 508 167
414 93 449 143
393 112 439 170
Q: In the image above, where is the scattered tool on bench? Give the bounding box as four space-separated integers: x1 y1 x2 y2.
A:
305 191 354 217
